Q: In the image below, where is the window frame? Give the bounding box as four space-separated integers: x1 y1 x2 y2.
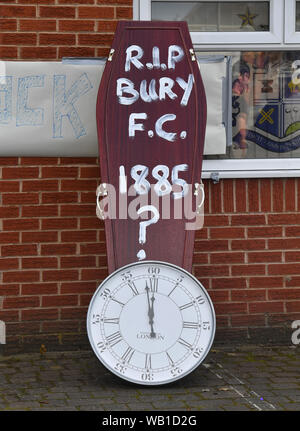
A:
285 0 300 43
138 0 284 45
134 0 300 178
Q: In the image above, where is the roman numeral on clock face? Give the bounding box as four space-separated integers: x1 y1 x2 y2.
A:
178 337 193 350
149 277 158 292
179 301 194 311
103 317 119 324
183 321 199 329
144 353 152 370
128 281 139 296
121 347 135 364
106 331 122 347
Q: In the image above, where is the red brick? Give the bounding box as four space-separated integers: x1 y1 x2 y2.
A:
80 166 100 179
79 294 92 306
43 270 79 282
20 47 57 59
272 179 284 212
210 252 245 264
231 265 266 276
285 251 300 262
81 268 108 281
0 285 19 296
192 253 208 264
41 244 77 255
222 180 234 213
0 6 36 18
61 281 97 294
0 181 19 192
22 205 58 218
59 19 95 32
235 179 246 212
231 289 266 301
58 47 95 58
0 232 20 244
0 207 19 218
60 158 97 165
249 276 284 289
269 238 300 250
193 265 230 277
41 294 78 307
285 226 300 237
22 309 58 321
20 158 58 165
248 226 282 238
231 214 266 226
96 47 110 57
214 303 247 315
211 278 247 290
39 6 75 18
0 310 19 322
248 179 259 212
41 167 78 178
97 20 118 32
21 283 58 295
286 276 300 287
285 178 296 212
22 231 58 243
116 6 132 19
204 215 229 227
210 227 245 239
249 302 284 313
231 315 266 327
78 33 114 45
78 6 114 19
19 19 57 31
61 230 97 242
2 167 39 179
3 296 40 309
268 289 300 300
80 218 103 229
40 33 76 46
60 256 96 268
286 301 300 312
231 239 266 251
2 193 39 205
260 179 271 212
248 251 282 263
42 320 79 333
81 192 95 203
22 180 58 192
61 179 97 191
59 0 94 3
42 192 78 204
1 33 37 45
268 214 300 225
1 19 17 31
0 47 18 59
3 271 40 283
41 218 78 230
22 257 57 269
209 291 229 302
1 244 37 257
3 219 39 231
80 243 106 254
60 205 95 217
269 263 300 275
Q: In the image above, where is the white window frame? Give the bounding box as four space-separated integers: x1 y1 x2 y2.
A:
134 0 300 178
285 0 300 43
138 0 284 46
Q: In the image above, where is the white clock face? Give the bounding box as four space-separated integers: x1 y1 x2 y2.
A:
87 261 216 385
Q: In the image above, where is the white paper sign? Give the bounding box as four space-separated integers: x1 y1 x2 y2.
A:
0 60 226 156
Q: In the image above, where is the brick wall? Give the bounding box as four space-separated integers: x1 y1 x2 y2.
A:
0 1 299 353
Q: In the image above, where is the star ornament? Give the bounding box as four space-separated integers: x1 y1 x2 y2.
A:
238 7 258 29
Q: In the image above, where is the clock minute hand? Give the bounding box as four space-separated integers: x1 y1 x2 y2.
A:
145 283 156 338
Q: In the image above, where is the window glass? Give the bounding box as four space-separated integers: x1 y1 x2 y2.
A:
151 1 269 32
204 51 300 160
296 1 300 31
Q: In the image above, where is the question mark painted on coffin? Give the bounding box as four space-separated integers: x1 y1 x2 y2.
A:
136 205 160 261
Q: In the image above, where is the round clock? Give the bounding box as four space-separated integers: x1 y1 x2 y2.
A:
87 260 216 385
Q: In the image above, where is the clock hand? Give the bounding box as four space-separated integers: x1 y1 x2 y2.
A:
145 282 156 338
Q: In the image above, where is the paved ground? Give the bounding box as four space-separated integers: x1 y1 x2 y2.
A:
0 345 299 411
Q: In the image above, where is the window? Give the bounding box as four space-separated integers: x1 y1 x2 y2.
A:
134 0 300 177
285 0 300 43
138 0 284 45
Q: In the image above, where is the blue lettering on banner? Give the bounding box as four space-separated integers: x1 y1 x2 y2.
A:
0 76 12 124
17 75 45 126
53 73 93 139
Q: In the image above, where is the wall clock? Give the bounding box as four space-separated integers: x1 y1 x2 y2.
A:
87 261 215 385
